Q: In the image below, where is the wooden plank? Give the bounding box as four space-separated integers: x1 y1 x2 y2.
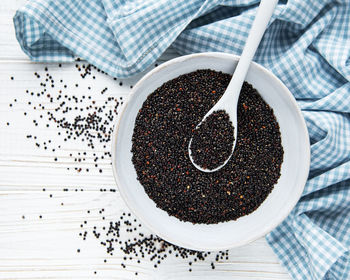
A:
0 188 288 279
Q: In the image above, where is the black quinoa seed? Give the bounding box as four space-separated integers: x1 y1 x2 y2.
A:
131 69 283 224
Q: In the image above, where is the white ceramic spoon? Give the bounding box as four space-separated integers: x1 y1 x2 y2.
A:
189 0 278 172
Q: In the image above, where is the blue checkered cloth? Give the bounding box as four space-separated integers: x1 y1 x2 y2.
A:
14 0 350 279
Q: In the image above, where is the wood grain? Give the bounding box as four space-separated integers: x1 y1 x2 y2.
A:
0 0 290 279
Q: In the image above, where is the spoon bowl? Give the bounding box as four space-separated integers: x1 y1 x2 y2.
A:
188 106 237 173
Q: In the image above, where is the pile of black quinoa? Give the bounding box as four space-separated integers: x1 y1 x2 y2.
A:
190 110 235 170
132 69 283 224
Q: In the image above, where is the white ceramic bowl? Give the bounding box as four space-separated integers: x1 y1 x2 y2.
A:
112 52 310 251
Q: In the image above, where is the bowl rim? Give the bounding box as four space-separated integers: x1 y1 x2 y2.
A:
111 52 310 250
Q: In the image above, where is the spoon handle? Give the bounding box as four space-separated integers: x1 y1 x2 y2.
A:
225 0 278 99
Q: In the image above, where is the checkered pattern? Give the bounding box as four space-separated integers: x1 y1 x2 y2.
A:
13 0 350 279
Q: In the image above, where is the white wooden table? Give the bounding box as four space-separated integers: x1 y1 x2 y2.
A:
0 1 290 279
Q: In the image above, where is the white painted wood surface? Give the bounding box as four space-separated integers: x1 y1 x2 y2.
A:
0 1 291 279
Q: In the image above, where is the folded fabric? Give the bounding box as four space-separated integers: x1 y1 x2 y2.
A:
14 0 350 279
